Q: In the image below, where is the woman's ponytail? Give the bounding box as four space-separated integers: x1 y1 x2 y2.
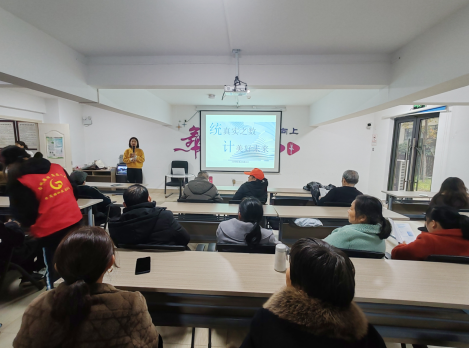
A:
51 280 92 327
460 215 469 240
245 222 262 246
238 197 264 246
379 216 392 240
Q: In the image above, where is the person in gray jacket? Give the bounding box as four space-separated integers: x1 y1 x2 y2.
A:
181 171 223 202
217 197 279 245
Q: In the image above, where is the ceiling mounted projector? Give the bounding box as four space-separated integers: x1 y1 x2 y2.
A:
222 49 249 100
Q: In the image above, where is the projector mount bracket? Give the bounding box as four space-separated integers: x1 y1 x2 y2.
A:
222 49 248 101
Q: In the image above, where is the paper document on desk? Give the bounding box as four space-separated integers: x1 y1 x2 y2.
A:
389 218 416 244
319 188 330 197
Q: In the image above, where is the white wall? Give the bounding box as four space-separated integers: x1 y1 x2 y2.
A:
44 99 86 167
366 105 469 199
82 104 374 191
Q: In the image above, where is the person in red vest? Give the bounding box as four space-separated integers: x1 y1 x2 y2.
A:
1 145 82 289
392 205 469 261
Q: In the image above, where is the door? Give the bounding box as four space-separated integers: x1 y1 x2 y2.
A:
388 113 439 192
38 123 73 173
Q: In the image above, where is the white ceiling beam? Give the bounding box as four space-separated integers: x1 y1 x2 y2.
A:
310 4 469 125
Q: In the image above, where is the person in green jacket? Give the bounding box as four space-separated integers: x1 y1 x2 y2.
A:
324 195 392 253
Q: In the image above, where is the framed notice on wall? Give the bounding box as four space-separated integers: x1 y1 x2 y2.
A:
0 121 16 149
17 122 39 149
46 136 64 159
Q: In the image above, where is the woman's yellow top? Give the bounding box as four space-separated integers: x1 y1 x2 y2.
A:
123 148 145 169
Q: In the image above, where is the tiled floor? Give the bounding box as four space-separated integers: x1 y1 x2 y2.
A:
0 189 455 348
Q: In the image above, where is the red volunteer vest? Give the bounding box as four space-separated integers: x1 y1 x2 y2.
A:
17 163 82 238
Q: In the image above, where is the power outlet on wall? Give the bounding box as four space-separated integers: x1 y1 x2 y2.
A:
232 179 236 186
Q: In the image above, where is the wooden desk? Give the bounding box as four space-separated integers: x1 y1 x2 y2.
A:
268 187 310 202
76 168 116 183
216 186 240 193
160 202 278 217
0 197 102 226
382 190 436 211
108 250 469 346
274 205 409 220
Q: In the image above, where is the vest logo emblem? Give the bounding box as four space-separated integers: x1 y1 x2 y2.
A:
50 180 63 190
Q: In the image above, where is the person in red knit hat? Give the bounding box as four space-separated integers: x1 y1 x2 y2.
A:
1 145 82 289
392 205 469 261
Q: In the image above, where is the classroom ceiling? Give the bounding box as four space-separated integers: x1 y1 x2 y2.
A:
0 0 468 57
149 89 332 106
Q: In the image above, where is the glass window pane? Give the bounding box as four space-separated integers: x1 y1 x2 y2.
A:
413 117 439 192
391 121 414 191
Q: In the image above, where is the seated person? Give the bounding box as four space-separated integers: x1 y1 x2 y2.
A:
14 226 160 348
324 195 391 253
0 221 44 276
392 206 469 261
180 170 223 202
70 171 121 223
109 184 190 246
318 170 362 206
429 177 469 210
217 197 278 245
232 168 268 204
240 238 386 348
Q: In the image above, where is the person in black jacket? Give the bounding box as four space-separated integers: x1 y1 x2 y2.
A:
232 168 268 204
69 171 121 224
318 170 363 206
240 238 386 348
109 184 190 247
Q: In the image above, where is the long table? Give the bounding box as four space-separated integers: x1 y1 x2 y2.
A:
382 190 436 211
108 250 469 347
86 182 147 194
0 197 102 226
160 201 278 217
216 186 311 204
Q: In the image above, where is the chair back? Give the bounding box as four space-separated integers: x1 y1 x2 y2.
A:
118 244 186 251
171 161 189 184
271 198 310 206
323 202 352 207
339 248 385 259
216 243 277 254
177 198 217 203
426 255 469 264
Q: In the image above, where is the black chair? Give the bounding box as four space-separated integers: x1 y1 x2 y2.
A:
117 244 187 251
177 198 217 203
0 236 44 291
271 198 311 206
165 161 189 194
426 255 469 264
216 243 277 254
339 248 385 259
322 202 352 207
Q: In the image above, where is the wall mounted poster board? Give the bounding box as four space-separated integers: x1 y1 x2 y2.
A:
46 136 64 159
0 121 16 149
17 122 39 149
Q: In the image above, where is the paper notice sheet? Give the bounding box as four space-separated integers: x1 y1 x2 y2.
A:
389 218 416 244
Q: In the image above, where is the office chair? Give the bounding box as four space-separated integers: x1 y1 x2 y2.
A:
271 198 311 206
426 255 469 264
322 202 352 207
215 243 277 254
339 248 385 259
165 160 189 194
117 244 187 251
177 198 217 203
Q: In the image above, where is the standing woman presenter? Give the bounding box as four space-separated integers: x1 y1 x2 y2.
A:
124 137 145 184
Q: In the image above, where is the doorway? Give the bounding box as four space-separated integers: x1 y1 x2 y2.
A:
388 112 439 192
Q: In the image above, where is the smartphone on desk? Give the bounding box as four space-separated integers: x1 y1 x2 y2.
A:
135 256 151 275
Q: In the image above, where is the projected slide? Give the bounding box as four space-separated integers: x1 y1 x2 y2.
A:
200 111 282 172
